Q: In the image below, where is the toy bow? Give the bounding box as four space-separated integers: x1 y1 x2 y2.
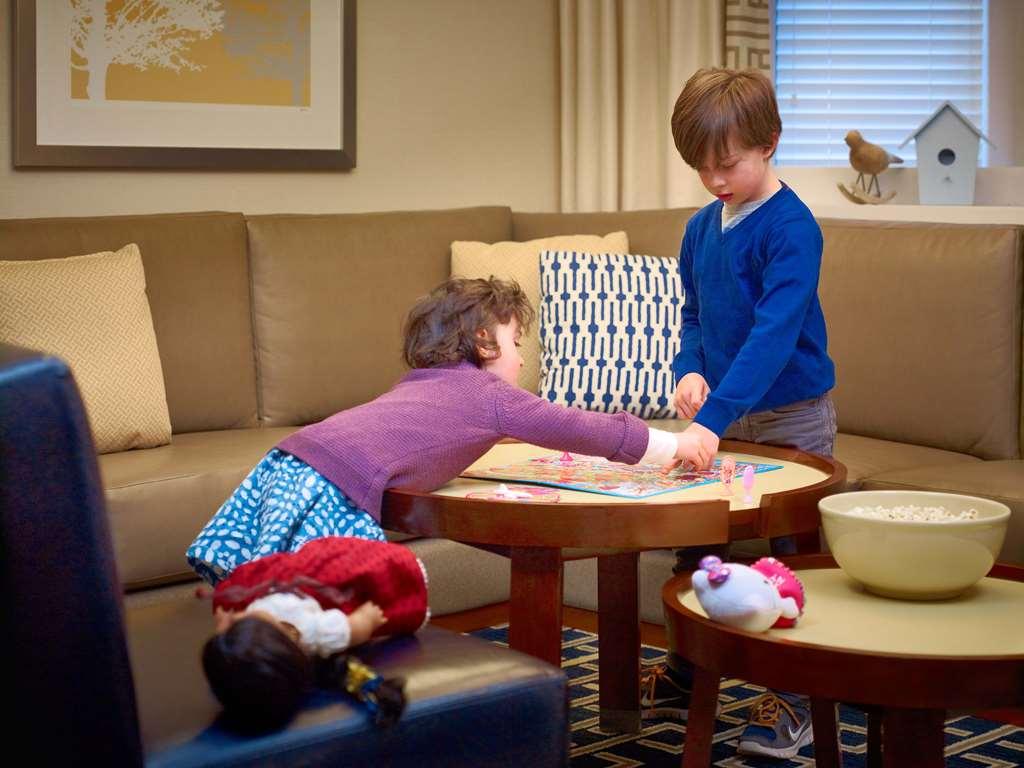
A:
698 555 731 584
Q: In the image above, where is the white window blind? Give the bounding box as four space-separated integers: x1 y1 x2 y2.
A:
773 0 987 167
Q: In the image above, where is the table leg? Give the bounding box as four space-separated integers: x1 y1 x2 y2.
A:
865 706 883 768
810 698 841 768
881 708 945 768
681 664 719 768
508 547 563 669
769 530 821 556
597 552 640 734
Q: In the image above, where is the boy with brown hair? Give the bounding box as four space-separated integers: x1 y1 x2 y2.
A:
645 68 836 760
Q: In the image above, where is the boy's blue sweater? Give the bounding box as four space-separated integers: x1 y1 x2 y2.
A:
671 184 835 436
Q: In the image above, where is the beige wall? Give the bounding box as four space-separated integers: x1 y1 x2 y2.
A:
0 0 560 220
2 1 1020 223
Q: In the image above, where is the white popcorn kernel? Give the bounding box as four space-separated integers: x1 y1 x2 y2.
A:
844 504 977 522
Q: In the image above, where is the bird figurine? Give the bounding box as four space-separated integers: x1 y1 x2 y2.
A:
845 130 903 197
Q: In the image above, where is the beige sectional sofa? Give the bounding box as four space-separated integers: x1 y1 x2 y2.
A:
2 206 1021 623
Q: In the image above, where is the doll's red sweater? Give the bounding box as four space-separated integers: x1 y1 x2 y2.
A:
212 536 429 638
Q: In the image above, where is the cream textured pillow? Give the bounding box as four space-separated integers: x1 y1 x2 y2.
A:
0 243 172 453
451 231 629 393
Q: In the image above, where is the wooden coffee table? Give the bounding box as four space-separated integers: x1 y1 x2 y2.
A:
662 554 1024 767
382 439 845 733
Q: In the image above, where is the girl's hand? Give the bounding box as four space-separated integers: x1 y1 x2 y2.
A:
348 601 388 646
673 373 709 419
664 422 719 472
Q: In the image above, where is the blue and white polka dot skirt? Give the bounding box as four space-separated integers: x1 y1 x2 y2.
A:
186 448 386 585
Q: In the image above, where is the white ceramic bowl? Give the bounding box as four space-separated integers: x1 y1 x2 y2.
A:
819 490 1010 600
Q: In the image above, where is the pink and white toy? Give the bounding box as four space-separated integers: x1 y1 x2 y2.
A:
690 555 805 633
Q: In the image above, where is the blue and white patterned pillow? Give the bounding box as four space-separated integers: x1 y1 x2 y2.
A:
539 250 682 419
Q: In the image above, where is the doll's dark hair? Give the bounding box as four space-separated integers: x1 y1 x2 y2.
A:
201 617 313 733
402 276 535 369
201 614 408 732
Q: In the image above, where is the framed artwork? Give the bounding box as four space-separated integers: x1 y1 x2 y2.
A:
13 0 356 170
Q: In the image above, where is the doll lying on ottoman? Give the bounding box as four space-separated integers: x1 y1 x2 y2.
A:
199 536 429 732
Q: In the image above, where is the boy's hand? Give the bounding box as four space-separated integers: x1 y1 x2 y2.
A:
663 422 720 472
348 601 388 646
674 373 709 418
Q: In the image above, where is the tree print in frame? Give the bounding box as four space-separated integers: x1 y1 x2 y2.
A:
13 0 356 170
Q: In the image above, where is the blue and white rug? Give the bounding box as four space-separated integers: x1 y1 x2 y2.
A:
472 625 1024 767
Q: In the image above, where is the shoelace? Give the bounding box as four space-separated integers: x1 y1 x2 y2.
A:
640 664 671 711
748 693 798 727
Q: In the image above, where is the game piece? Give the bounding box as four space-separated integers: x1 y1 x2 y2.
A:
559 451 573 463
742 464 755 502
719 456 736 496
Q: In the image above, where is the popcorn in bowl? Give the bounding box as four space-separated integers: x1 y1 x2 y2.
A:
844 504 978 522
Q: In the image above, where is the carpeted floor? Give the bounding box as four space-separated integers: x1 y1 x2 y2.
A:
471 625 1024 767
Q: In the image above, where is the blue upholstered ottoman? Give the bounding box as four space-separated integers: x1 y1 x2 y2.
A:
1 344 567 767
133 601 569 768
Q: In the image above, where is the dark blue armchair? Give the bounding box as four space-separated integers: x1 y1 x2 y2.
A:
0 343 569 767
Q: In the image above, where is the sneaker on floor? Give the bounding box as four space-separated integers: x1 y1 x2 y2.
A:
639 665 722 721
736 693 814 759
640 664 692 720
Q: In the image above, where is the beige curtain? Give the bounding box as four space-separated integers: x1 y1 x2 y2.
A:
559 0 724 212
560 0 775 213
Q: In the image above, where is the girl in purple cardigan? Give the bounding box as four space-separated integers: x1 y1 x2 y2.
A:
187 277 704 585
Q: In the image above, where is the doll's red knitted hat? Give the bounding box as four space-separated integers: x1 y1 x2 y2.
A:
213 537 429 638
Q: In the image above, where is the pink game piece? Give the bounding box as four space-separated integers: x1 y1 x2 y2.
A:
719 456 736 496
559 451 573 463
742 464 755 502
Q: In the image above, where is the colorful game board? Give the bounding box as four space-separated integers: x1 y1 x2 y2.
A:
462 452 782 499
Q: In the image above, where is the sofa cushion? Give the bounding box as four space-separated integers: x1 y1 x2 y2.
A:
512 208 697 260
563 549 677 625
0 243 171 453
247 207 513 427
835 433 981 488
538 250 679 418
395 537 511 615
0 212 256 434
818 220 1022 460
101 427 299 590
861 460 1024 565
451 230 629 394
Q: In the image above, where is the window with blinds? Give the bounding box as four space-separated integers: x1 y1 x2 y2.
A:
773 0 988 167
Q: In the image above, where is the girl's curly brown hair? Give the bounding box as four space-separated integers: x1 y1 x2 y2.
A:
403 277 534 369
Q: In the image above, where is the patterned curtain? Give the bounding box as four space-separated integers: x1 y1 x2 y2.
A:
724 0 772 72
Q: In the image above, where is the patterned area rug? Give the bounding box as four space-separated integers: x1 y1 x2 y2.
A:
471 625 1024 767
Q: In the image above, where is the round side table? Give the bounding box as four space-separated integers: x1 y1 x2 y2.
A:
662 554 1024 768
383 440 845 733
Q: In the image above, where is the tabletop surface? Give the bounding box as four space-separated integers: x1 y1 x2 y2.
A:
677 567 1024 657
429 442 829 508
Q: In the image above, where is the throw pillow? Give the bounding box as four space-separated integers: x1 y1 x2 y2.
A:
0 243 172 453
451 231 629 394
538 250 681 419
